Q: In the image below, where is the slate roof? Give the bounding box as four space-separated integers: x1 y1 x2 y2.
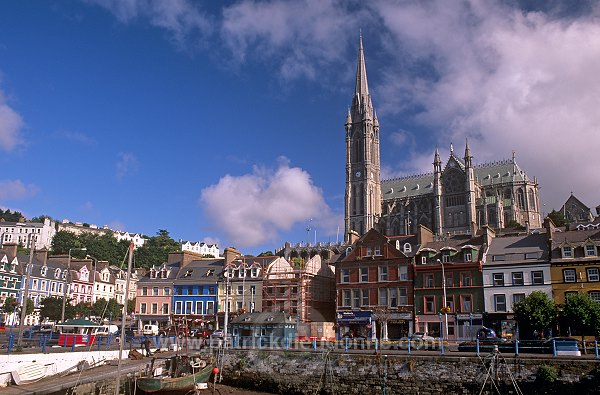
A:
174 259 223 283
419 234 486 260
230 311 295 325
381 157 530 201
485 233 548 265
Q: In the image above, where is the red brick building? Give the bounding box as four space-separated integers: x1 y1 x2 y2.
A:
335 228 418 340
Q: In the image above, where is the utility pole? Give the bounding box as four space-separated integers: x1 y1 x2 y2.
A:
61 247 86 323
17 238 35 346
115 243 134 395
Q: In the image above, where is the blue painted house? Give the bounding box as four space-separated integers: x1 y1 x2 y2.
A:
171 256 222 330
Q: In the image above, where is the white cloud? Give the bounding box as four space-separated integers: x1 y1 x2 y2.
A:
0 179 38 201
54 129 97 145
115 152 139 180
221 0 369 80
200 158 339 248
373 1 600 210
0 90 24 151
85 0 213 50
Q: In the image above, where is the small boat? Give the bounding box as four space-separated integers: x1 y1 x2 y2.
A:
136 355 214 393
11 363 52 385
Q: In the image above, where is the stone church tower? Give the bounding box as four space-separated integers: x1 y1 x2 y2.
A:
344 36 542 239
344 34 381 241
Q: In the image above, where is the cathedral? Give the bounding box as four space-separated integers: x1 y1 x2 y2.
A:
344 36 542 240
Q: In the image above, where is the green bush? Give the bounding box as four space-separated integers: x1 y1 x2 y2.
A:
537 365 558 383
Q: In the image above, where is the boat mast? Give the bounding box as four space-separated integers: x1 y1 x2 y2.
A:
115 242 134 394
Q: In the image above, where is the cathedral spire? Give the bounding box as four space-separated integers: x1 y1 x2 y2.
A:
355 31 369 97
434 145 441 166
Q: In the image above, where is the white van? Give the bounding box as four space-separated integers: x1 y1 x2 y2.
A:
96 324 119 335
143 324 159 336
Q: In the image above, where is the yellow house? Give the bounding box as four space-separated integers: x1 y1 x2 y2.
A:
548 223 600 305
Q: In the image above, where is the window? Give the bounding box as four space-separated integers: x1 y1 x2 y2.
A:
366 246 373 257
445 295 454 312
209 286 215 295
424 296 435 314
140 303 147 314
424 273 434 288
525 252 538 259
206 301 214 315
587 268 599 282
403 243 412 253
399 266 408 281
341 269 350 283
461 295 472 312
563 269 576 283
492 255 505 262
362 289 369 306
532 271 544 285
153 287 158 296
492 273 504 286
187 286 194 295
378 288 388 305
185 301 193 314
342 289 351 306
562 246 573 258
445 275 454 287
142 287 148 296
512 272 524 286
251 267 259 277
586 245 596 257
374 245 381 256
352 289 360 308
421 256 427 264
464 252 472 262
389 288 397 307
238 285 244 295
461 272 472 286
196 301 203 314
151 303 158 314
589 291 600 303
513 293 525 307
379 266 388 281
360 267 368 282
162 303 169 314
442 254 450 263
164 287 170 295
398 288 408 305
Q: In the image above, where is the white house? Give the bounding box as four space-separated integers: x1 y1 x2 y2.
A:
482 232 552 339
0 218 56 250
181 241 219 258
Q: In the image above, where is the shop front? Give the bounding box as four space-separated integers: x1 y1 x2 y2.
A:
456 313 483 340
386 312 413 339
336 310 372 339
484 313 516 340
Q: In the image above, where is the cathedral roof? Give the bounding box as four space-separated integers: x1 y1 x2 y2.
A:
381 157 532 201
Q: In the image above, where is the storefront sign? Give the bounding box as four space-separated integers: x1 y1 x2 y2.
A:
456 313 483 320
336 311 372 324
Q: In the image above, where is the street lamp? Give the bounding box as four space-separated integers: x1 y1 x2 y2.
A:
437 259 449 341
61 247 86 323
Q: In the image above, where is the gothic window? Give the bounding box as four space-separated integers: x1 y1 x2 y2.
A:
504 189 512 199
442 171 465 194
517 188 525 209
528 190 536 210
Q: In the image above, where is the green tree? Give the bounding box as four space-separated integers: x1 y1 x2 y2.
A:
50 231 82 255
39 297 75 322
3 296 18 314
561 293 600 340
547 210 568 227
73 301 93 319
25 298 34 316
134 229 180 268
30 215 54 223
513 291 557 339
127 298 136 315
258 251 274 257
0 208 24 222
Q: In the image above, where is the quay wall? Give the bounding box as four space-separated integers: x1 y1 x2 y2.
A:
220 350 600 394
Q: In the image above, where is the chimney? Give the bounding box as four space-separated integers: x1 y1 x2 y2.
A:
481 225 496 246
347 230 360 245
224 247 241 266
1 243 18 257
544 217 556 241
34 249 49 264
417 225 434 245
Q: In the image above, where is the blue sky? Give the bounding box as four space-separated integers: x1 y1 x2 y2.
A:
1 1 599 255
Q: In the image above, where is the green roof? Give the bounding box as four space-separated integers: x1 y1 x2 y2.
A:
56 318 100 327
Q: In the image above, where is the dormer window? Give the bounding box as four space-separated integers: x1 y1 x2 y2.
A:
184 269 193 277
206 269 214 277
239 267 246 278
585 245 596 257
403 243 412 253
366 246 373 257
421 256 427 264
41 266 47 276
161 269 167 279
442 254 450 263
251 267 259 278
149 269 156 279
374 245 381 256
562 246 573 258
464 252 472 262
55 268 61 278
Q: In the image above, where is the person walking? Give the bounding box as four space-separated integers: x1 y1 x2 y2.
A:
143 337 152 357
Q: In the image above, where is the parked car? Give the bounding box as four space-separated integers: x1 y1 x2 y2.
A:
142 324 159 336
159 325 189 338
210 329 224 338
192 328 212 339
342 331 368 340
408 332 437 349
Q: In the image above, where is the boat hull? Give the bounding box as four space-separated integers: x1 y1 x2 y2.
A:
136 363 213 393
